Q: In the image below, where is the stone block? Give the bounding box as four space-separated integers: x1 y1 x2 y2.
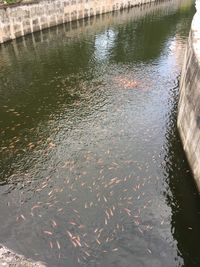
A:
15 30 22 37
41 23 48 29
78 10 83 19
23 27 32 35
57 16 64 24
32 18 39 25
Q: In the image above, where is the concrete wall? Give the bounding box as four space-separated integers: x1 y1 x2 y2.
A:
0 0 155 43
0 244 46 266
177 0 200 190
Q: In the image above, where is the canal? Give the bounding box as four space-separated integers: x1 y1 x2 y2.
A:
0 0 199 266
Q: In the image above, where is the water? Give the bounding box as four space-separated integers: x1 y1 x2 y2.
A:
0 1 199 266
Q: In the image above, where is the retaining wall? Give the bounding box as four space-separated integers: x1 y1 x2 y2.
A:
0 244 46 266
0 0 155 43
177 0 200 190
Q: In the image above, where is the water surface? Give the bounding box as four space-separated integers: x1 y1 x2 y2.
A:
0 1 200 266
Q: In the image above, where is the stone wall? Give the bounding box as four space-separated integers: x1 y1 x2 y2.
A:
0 0 155 43
177 0 200 190
0 244 46 266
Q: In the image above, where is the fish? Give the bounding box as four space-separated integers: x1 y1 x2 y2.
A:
69 221 76 226
51 220 57 227
20 214 26 220
49 241 53 249
31 205 41 211
147 248 152 254
56 241 61 250
43 231 53 235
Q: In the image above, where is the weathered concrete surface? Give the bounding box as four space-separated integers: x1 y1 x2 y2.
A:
0 244 46 267
0 0 156 43
177 0 200 190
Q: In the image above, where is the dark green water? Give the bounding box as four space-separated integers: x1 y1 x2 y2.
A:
0 1 199 266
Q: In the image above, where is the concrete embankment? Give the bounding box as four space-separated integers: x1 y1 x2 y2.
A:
177 0 200 190
0 0 156 43
0 244 46 266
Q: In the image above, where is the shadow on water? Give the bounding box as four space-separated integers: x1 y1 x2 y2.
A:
162 76 200 267
110 4 196 63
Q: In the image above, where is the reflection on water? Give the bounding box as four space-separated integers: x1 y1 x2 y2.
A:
0 0 199 266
